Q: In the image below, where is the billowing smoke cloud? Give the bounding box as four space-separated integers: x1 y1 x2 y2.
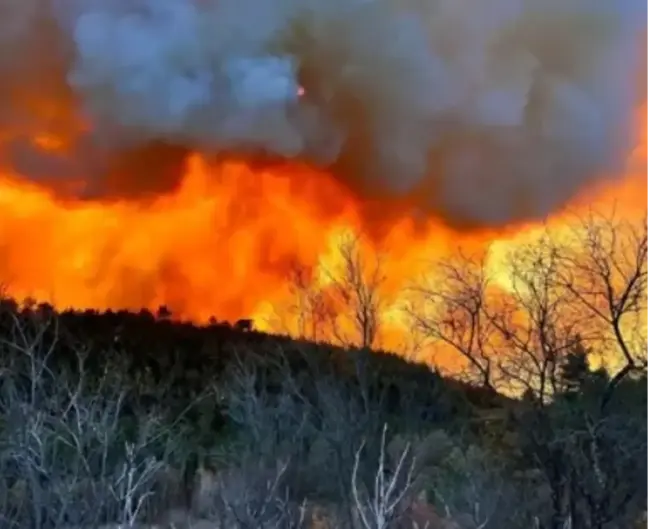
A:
0 0 645 226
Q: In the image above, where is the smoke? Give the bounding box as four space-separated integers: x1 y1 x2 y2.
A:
0 0 645 226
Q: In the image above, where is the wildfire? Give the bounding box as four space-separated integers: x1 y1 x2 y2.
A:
0 104 645 356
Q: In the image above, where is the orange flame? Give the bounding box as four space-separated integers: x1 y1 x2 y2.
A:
0 105 645 355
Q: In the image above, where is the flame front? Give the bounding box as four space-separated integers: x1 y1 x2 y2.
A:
0 154 435 321
0 106 645 356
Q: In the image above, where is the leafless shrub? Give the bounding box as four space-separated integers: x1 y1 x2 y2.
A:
215 348 316 465
108 443 165 526
217 346 416 528
351 424 417 529
194 459 308 529
425 443 506 529
0 312 187 528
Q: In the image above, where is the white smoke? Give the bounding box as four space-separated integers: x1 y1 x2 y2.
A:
1 0 645 227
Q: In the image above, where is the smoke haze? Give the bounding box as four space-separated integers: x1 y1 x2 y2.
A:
0 0 645 227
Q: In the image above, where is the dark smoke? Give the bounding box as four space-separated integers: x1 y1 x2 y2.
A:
0 0 645 227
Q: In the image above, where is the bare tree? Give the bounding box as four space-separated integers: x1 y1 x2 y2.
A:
0 310 203 528
287 263 335 343
465 235 588 529
201 459 308 529
323 234 386 349
552 209 647 409
488 237 581 404
564 406 647 529
406 227 593 529
286 234 386 349
351 424 417 529
217 344 415 528
409 251 497 391
478 214 648 529
426 442 506 529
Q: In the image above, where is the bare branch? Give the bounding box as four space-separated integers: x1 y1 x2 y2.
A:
409 250 497 391
352 424 416 529
552 210 647 407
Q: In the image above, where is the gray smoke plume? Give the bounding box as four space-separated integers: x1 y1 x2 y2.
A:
0 0 645 227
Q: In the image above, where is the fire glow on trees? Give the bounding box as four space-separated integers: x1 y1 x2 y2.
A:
0 0 645 364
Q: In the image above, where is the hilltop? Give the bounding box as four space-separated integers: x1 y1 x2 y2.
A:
0 299 644 529
0 298 505 412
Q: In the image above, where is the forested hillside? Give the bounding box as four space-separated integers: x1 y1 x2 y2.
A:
0 300 644 529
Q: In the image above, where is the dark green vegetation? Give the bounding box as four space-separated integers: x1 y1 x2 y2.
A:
0 300 645 529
